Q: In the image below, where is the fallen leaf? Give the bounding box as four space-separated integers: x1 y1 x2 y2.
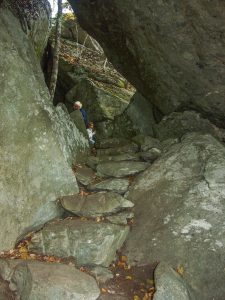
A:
117 261 126 268
120 255 127 262
176 265 184 276
95 216 101 223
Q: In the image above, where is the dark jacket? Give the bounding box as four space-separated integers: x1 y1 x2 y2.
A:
80 108 88 128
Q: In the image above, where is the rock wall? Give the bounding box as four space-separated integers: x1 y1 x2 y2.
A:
113 92 156 138
69 0 225 127
6 0 51 59
0 2 89 251
125 133 225 300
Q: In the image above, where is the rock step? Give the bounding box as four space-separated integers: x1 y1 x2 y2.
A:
28 219 129 267
86 153 141 170
96 161 150 178
87 178 130 195
74 165 96 186
95 138 132 149
60 192 134 218
96 143 139 156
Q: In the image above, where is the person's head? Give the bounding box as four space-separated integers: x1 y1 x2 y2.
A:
73 101 82 110
88 122 94 129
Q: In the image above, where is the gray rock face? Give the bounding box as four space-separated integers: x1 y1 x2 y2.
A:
140 148 162 162
87 178 130 194
75 165 95 186
69 0 225 127
29 219 129 267
106 211 134 225
113 92 156 138
124 133 225 300
153 262 195 300
0 259 100 300
7 0 51 59
95 120 114 139
66 78 131 122
154 111 222 141
60 192 134 217
161 138 179 153
132 135 162 152
0 6 89 251
97 161 149 178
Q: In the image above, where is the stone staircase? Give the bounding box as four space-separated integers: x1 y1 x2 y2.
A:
0 136 163 300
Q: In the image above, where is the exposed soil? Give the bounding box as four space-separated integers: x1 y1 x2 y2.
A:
97 255 157 300
0 276 15 300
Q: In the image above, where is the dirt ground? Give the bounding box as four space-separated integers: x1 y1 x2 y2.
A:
97 255 157 300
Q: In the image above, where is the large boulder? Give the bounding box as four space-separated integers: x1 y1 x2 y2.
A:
124 133 225 300
69 0 225 127
66 78 131 122
29 219 129 267
0 4 89 251
113 92 156 138
153 262 195 300
0 259 100 300
154 110 223 141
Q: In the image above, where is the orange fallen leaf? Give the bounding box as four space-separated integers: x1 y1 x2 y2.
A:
117 261 126 268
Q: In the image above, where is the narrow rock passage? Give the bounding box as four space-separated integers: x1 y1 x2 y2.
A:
0 136 161 299
72 137 156 299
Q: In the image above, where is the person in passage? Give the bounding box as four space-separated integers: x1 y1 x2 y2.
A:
87 122 96 145
73 101 88 128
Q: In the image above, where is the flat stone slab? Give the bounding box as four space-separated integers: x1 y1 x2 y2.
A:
96 161 149 178
0 259 100 300
75 165 96 185
29 219 129 267
95 138 131 149
96 143 139 156
87 178 130 194
86 154 141 170
60 192 134 217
